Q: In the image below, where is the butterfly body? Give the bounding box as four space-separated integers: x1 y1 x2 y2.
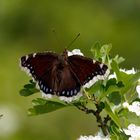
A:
20 49 109 100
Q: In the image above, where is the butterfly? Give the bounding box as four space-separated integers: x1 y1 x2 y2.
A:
20 49 109 101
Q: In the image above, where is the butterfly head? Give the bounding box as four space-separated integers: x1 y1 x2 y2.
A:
61 49 68 61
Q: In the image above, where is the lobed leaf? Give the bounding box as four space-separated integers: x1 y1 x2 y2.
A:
119 109 140 127
113 55 125 64
108 92 121 105
99 85 121 101
28 98 67 116
104 102 122 129
20 80 39 96
91 42 102 60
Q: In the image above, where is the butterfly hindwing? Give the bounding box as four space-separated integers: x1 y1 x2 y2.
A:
41 60 80 97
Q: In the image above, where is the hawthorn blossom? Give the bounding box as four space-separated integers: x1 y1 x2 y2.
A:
123 101 140 116
123 102 129 108
128 101 140 116
68 49 84 56
78 135 110 140
120 68 136 74
124 124 140 140
108 68 136 80
77 131 110 140
136 85 140 98
108 72 116 79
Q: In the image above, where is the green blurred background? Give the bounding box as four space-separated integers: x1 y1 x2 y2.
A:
0 0 140 140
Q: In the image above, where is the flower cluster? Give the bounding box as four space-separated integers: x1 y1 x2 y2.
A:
124 124 140 140
68 49 84 56
78 132 110 140
136 85 140 98
123 101 140 116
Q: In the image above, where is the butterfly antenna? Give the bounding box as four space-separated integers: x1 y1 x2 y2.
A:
51 28 62 48
66 33 80 50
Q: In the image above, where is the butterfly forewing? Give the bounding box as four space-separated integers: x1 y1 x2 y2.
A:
21 52 58 80
68 55 108 85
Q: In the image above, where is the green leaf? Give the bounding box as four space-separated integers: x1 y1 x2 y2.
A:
105 78 117 90
98 102 105 112
32 98 48 106
24 83 36 89
100 44 112 56
105 78 124 89
99 85 121 100
111 60 120 79
29 79 35 84
91 42 102 60
109 121 128 140
19 88 39 96
20 80 39 96
113 55 125 64
104 102 122 128
108 92 121 105
28 98 67 116
128 71 140 84
20 89 33 96
121 72 140 95
100 44 112 64
86 81 104 97
119 109 140 126
117 81 124 88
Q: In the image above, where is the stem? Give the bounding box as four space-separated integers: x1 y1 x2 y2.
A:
76 103 110 136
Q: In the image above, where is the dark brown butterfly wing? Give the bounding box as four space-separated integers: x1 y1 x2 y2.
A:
21 52 59 95
46 65 81 97
68 55 108 86
20 52 81 97
21 52 58 80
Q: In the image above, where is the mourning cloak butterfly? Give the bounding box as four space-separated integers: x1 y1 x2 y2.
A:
20 49 109 102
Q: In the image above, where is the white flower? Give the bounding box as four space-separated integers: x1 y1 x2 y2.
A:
128 101 140 116
68 49 84 56
108 72 116 79
124 124 140 140
136 85 140 98
112 104 121 112
77 132 110 140
120 68 136 74
123 101 140 116
78 135 110 140
108 68 136 80
123 102 130 108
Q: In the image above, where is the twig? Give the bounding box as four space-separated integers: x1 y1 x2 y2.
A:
75 103 110 136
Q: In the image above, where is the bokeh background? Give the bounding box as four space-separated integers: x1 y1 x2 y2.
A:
0 0 140 140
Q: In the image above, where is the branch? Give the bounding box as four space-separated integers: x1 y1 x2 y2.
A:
75 103 110 136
